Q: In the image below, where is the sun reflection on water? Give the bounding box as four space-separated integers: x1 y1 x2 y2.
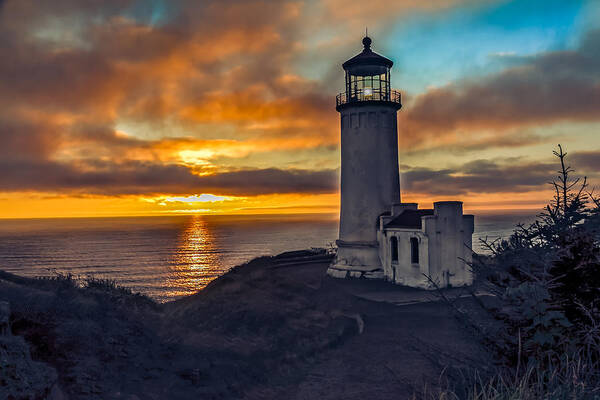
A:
166 216 223 298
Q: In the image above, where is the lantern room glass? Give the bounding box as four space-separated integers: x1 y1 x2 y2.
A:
345 68 391 103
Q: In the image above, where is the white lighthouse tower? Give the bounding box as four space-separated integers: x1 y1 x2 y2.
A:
327 36 475 288
327 36 403 279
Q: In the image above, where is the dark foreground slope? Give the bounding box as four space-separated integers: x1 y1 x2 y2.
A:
0 251 492 399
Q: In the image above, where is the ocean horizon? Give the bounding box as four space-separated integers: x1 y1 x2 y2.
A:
0 211 538 302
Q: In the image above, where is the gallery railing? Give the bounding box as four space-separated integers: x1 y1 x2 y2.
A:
336 89 401 107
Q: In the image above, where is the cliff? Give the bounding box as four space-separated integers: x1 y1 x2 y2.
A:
0 250 491 399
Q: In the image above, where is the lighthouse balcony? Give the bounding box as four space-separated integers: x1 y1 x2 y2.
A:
336 89 401 108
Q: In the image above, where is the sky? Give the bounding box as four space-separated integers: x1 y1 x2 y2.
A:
1 0 600 218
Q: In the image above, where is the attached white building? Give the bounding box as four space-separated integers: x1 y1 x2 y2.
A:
377 202 474 288
327 36 474 289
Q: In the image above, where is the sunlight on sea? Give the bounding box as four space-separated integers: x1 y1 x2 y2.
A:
168 217 220 298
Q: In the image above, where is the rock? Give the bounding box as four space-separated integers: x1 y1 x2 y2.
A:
348 313 364 334
0 301 9 335
330 311 364 335
48 384 68 400
0 335 58 399
363 270 385 279
326 268 348 279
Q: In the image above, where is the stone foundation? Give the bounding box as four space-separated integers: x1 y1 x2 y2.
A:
328 240 385 280
327 266 385 280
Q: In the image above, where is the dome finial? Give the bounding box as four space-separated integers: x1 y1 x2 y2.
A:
362 28 372 50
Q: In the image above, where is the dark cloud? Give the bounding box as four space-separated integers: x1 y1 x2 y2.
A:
401 159 555 196
570 151 600 172
0 158 338 196
402 149 600 196
0 120 62 161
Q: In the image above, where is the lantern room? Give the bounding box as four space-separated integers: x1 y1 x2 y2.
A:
336 36 401 110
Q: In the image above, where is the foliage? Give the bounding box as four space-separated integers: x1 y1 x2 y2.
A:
32 271 157 310
472 145 600 366
432 146 600 398
429 350 600 399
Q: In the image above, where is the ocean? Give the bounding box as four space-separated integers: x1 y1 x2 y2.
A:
0 212 537 302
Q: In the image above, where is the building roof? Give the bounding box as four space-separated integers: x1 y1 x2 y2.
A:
384 209 434 229
342 36 394 70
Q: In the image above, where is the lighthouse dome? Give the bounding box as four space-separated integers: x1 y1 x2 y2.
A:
342 36 393 76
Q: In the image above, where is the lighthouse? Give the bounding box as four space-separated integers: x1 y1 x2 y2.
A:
327 36 402 279
328 36 475 288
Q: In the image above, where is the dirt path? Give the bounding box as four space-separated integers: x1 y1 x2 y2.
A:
279 264 492 400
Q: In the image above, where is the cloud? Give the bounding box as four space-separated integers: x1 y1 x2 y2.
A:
320 0 488 31
2 147 589 199
0 0 327 119
0 157 338 196
400 131 551 156
401 149 600 197
400 29 600 148
164 194 234 203
0 0 346 201
401 159 555 196
569 151 600 173
0 0 598 206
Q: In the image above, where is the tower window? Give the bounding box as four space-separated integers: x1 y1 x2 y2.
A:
410 237 419 264
390 236 398 262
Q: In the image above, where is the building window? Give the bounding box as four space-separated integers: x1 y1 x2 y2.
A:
410 237 419 264
390 236 398 262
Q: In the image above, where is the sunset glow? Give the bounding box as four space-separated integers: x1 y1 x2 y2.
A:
1 0 599 219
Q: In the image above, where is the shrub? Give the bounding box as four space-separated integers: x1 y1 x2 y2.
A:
472 145 600 365
431 146 600 398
